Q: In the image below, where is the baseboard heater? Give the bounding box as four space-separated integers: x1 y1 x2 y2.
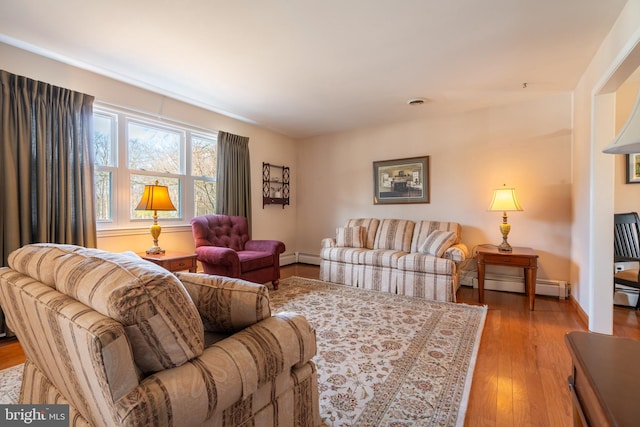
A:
464 273 569 299
280 252 299 266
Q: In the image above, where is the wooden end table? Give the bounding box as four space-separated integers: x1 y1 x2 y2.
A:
139 251 198 273
476 244 539 310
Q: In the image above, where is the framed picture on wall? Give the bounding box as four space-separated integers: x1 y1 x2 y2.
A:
373 156 430 204
626 153 640 183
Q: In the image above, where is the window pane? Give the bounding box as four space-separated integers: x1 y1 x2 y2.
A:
128 122 182 174
192 135 217 177
94 114 116 167
95 170 112 221
194 179 216 216
130 174 180 220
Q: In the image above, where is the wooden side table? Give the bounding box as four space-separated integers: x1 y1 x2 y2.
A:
476 244 539 310
139 251 198 273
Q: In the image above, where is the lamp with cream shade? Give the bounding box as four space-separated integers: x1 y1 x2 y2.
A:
135 180 177 255
488 184 523 252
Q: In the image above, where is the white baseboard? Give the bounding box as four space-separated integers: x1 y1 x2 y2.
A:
280 252 298 266
297 253 321 265
281 252 321 266
465 274 569 299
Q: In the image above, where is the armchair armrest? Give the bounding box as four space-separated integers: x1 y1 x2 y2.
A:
443 243 469 263
244 239 285 255
195 246 240 271
117 313 317 426
176 272 270 333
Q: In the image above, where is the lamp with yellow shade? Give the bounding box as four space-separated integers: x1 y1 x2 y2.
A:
135 180 177 255
488 184 523 252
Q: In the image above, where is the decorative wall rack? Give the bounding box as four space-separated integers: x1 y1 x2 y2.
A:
262 162 290 208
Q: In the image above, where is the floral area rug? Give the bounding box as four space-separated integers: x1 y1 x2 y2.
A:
270 277 487 427
0 363 22 404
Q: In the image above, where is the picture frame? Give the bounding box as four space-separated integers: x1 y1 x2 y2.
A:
626 153 640 183
373 156 430 204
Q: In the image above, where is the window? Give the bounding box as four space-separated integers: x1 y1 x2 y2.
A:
93 106 217 230
94 112 117 222
192 134 218 216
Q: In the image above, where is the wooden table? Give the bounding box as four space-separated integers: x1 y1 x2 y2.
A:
565 331 640 427
476 244 539 310
139 251 198 273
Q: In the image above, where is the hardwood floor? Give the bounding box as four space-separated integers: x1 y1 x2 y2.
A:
2 263 638 426
0 337 24 370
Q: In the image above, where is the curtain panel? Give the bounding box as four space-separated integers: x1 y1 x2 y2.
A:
0 70 97 266
216 131 252 228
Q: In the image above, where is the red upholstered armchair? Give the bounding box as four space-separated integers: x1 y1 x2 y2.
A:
190 214 286 289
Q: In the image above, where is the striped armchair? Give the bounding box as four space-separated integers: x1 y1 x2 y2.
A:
0 244 319 427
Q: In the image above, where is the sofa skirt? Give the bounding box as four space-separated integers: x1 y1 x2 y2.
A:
320 259 458 302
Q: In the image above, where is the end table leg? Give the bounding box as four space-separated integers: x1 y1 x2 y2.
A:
477 261 485 304
527 267 537 310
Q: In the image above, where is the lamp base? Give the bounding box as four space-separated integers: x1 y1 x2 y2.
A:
146 246 166 255
498 217 513 252
497 240 513 252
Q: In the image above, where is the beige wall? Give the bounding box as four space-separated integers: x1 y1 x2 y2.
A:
0 42 299 259
297 93 573 282
572 0 640 332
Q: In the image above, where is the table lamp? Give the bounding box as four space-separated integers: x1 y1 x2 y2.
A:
488 184 523 252
135 180 176 254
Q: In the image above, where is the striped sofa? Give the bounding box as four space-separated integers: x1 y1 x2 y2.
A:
320 218 469 302
0 243 320 427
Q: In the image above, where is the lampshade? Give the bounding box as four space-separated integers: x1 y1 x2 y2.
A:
603 89 640 154
135 181 176 212
488 186 523 212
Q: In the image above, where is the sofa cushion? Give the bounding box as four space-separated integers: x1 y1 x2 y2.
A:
360 249 408 268
344 218 380 249
320 246 368 264
418 230 457 257
397 253 456 275
411 221 462 253
176 273 271 334
336 226 366 248
7 243 78 288
10 244 205 375
373 219 414 252
238 251 274 272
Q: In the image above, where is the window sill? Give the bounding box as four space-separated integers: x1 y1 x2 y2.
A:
97 224 192 238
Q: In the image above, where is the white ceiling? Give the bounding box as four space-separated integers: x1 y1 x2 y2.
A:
0 0 629 138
